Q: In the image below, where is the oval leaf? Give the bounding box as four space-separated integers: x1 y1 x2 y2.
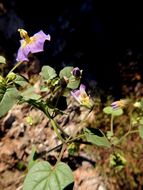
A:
0 55 6 64
59 66 73 78
112 108 123 116
40 66 57 81
23 161 74 190
0 86 19 117
67 76 80 89
103 106 113 114
84 128 111 148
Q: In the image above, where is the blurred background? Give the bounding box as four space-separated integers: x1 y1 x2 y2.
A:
1 0 143 98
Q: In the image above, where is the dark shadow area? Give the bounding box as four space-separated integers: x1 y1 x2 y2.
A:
1 1 143 98
63 183 74 190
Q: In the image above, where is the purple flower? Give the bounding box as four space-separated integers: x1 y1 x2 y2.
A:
111 99 128 109
71 84 93 108
72 67 82 78
16 29 51 62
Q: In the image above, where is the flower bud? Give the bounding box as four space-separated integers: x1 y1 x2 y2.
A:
72 67 82 78
6 72 16 81
0 75 5 84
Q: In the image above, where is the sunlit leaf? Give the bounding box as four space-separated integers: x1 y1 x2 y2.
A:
21 86 41 100
112 108 123 116
59 66 73 78
67 76 80 89
23 161 74 190
84 128 111 148
103 106 113 114
40 66 57 81
0 56 6 64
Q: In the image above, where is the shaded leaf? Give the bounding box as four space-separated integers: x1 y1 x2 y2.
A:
0 86 19 117
84 128 111 148
23 161 74 190
14 74 28 86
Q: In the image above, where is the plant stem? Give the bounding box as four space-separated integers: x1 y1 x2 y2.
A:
8 61 23 74
50 119 65 143
110 114 114 134
117 130 139 144
56 144 66 164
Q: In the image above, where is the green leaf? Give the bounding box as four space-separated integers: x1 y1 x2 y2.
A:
0 56 6 64
21 86 41 100
139 125 143 139
139 118 143 125
40 66 57 81
40 85 49 92
23 161 74 190
28 146 38 170
103 106 113 114
112 108 123 116
0 86 19 117
59 66 73 78
67 76 80 89
84 128 111 148
14 74 28 87
103 106 123 116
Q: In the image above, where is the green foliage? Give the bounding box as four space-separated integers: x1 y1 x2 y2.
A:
0 86 19 117
109 152 127 170
68 142 79 155
28 146 38 170
21 86 41 100
2 28 143 190
103 106 123 116
67 75 81 89
23 161 74 190
0 55 6 64
6 72 16 81
14 74 29 87
26 116 33 126
84 128 111 148
103 106 113 114
40 66 57 82
59 66 73 78
139 125 143 139
59 66 80 89
112 108 123 116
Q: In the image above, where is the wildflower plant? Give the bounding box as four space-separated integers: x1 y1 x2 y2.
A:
0 28 143 189
0 29 100 190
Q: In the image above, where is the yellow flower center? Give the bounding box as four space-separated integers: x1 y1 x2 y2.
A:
18 29 36 47
80 93 90 105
